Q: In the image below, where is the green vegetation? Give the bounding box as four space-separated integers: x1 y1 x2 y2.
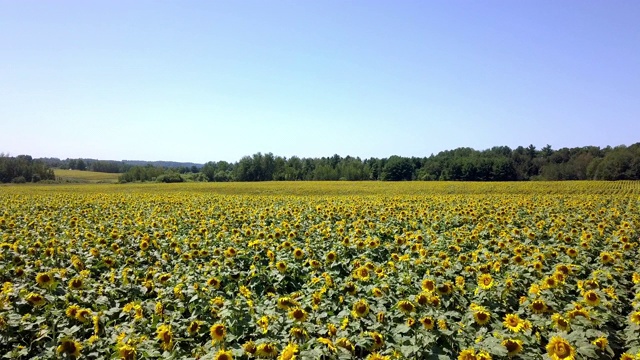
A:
0 154 55 183
53 169 121 183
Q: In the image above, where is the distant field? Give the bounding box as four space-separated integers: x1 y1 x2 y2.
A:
53 169 120 183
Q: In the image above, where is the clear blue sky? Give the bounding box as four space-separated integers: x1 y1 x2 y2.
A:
1 1 639 163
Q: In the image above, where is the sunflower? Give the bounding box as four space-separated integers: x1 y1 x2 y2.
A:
372 287 384 298
68 277 84 290
277 296 297 310
256 342 278 358
243 340 257 355
76 308 92 323
630 311 640 325
420 316 435 330
351 299 370 318
458 349 476 360
336 337 354 352
57 338 82 358
156 324 173 351
318 337 337 352
473 309 491 325
583 290 600 306
546 336 575 360
551 313 570 332
276 261 287 273
591 337 607 351
214 349 233 360
620 353 635 360
210 323 226 343
293 248 305 260
397 300 415 314
366 353 390 360
289 307 308 322
66 304 80 318
289 327 308 339
187 320 202 336
502 338 523 356
207 277 221 289
416 292 429 306
278 342 298 360
36 272 55 289
326 251 337 263
530 299 548 314
436 282 453 296
344 282 357 295
369 331 384 350
118 343 136 360
503 313 524 332
421 278 436 292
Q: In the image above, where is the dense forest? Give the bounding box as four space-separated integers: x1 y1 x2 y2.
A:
0 154 55 183
2 143 640 183
120 143 640 183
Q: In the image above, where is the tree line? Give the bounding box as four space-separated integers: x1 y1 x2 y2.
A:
0 154 55 183
2 143 640 184
194 143 640 182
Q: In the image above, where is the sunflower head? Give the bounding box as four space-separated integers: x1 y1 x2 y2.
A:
502 338 523 355
210 323 226 342
546 336 575 360
352 299 370 318
57 338 82 358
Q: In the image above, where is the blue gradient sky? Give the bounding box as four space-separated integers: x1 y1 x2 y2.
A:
1 1 639 163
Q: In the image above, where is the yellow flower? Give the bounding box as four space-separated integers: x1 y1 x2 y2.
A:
458 348 476 360
369 331 384 350
289 307 308 322
76 308 92 323
551 313 570 332
118 343 136 360
318 337 337 352
503 313 524 332
278 342 298 360
352 299 370 318
591 336 607 351
583 290 600 306
473 309 491 325
293 248 305 260
546 336 575 360
214 349 233 360
478 273 494 289
421 278 436 292
397 300 415 314
36 272 55 289
530 299 548 314
256 342 279 358
336 337 354 352
630 311 640 325
57 338 82 358
156 324 173 351
366 353 390 360
66 304 80 318
187 320 202 336
276 261 287 273
68 277 84 290
210 323 226 343
502 338 523 356
243 340 257 355
420 316 435 330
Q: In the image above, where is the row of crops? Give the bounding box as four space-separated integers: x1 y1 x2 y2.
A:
0 181 639 359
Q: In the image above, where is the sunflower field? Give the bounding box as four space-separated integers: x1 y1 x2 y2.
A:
1 181 640 360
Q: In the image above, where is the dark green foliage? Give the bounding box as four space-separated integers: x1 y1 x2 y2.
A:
0 154 55 183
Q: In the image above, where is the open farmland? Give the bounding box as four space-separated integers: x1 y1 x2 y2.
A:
53 169 121 184
1 181 639 359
